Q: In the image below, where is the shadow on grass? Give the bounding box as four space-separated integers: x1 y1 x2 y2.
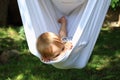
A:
0 37 15 52
0 28 120 80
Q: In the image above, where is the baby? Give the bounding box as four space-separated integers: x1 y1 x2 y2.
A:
36 16 73 61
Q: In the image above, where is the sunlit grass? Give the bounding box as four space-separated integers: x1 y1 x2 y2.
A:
0 27 25 41
0 27 15 38
0 26 28 53
89 27 120 70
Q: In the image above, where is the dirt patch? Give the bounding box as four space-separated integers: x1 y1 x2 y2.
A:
104 7 120 27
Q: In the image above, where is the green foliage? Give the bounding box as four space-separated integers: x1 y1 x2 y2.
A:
18 27 28 52
111 0 120 9
0 26 28 53
18 27 26 40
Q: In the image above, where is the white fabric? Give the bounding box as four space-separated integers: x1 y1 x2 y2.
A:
17 0 111 69
51 0 85 15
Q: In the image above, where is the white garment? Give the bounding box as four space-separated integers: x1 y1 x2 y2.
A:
52 0 85 15
17 0 111 69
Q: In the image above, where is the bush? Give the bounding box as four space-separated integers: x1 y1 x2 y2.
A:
111 0 120 9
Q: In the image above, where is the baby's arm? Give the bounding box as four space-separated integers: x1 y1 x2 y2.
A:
58 16 67 38
58 17 73 50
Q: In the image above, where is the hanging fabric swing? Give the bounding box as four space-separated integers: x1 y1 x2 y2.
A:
17 0 111 69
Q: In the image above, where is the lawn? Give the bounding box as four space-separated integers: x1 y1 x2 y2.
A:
0 26 120 80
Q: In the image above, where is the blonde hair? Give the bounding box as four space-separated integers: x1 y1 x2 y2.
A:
36 32 64 58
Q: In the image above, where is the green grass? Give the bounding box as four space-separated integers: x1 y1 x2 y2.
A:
0 26 120 80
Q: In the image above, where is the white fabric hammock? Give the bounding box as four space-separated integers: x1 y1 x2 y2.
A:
17 0 111 69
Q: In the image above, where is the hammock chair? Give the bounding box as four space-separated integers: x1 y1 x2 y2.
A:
17 0 111 69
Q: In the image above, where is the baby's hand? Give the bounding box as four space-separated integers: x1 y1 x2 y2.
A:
58 16 67 24
64 42 73 50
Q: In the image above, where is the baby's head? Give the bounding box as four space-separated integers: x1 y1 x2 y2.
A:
36 32 65 61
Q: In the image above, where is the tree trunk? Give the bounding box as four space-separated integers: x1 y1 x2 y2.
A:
7 0 22 26
0 0 9 26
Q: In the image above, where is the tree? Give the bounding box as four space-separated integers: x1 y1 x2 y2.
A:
0 0 9 26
